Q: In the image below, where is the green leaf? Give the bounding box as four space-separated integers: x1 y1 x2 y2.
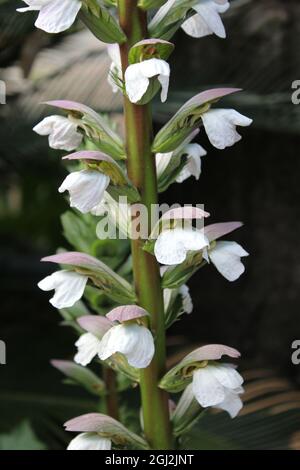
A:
80 1 126 44
51 360 105 397
61 211 98 255
0 421 46 450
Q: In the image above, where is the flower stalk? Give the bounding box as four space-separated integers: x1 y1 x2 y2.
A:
118 0 173 449
103 367 120 421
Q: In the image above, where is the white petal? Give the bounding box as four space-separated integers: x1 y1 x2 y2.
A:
17 0 51 12
179 284 193 314
209 241 249 281
67 433 111 450
192 366 226 407
74 333 100 366
217 389 243 418
155 152 173 178
154 228 209 265
107 44 122 94
35 0 82 33
202 109 253 150
107 43 122 70
209 363 244 389
33 115 82 151
125 58 170 104
181 13 212 38
38 270 88 309
182 0 229 38
98 324 155 369
59 170 110 214
176 143 206 183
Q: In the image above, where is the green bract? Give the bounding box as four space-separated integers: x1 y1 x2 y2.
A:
162 251 207 289
138 0 167 10
148 0 198 40
159 344 240 393
45 100 126 160
152 88 241 153
63 150 140 203
128 38 174 64
42 252 136 304
65 413 149 449
80 0 126 44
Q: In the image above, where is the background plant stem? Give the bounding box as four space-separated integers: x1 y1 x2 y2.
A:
103 367 119 421
118 0 173 449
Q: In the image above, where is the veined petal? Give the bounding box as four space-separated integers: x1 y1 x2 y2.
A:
209 241 249 281
33 115 82 151
201 109 253 150
176 143 207 183
125 58 170 104
98 324 155 369
58 170 110 214
35 0 82 33
154 228 209 265
217 389 243 418
67 432 111 450
74 333 101 367
209 363 244 389
192 366 226 407
38 270 88 309
182 0 230 39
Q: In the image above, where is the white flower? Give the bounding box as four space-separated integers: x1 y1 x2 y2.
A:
175 144 206 183
67 432 111 450
125 58 170 104
204 241 249 282
179 284 193 313
192 363 244 418
163 284 193 315
59 170 110 214
33 115 83 151
201 109 253 150
17 0 82 34
156 143 206 183
98 323 155 369
154 228 209 265
38 270 88 309
181 0 230 39
107 44 122 94
74 333 101 367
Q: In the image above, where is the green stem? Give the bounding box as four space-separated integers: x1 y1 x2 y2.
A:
118 0 173 450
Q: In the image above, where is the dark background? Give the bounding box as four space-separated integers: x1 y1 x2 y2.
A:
0 0 299 449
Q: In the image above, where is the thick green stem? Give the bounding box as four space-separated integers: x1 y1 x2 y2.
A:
118 0 173 449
